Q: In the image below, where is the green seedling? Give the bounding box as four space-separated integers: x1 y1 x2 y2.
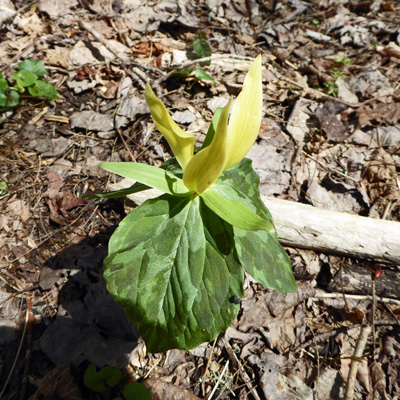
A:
0 59 57 108
84 364 122 393
193 33 212 59
0 182 7 196
334 54 352 67
170 34 215 85
89 56 297 353
330 67 348 80
84 364 152 400
323 81 338 97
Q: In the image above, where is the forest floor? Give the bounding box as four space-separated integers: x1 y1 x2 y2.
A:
0 0 400 399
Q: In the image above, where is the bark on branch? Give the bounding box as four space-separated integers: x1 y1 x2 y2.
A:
263 197 400 264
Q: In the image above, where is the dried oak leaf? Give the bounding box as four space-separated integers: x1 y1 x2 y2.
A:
143 379 201 400
315 102 348 142
28 364 84 400
357 102 400 127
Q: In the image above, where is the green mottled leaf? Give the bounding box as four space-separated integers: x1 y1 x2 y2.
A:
18 59 46 77
28 80 58 99
104 194 243 352
234 228 297 292
194 68 215 83
12 70 38 87
217 158 297 292
193 37 212 58
100 162 192 197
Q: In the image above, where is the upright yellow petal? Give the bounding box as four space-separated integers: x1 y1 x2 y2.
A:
145 83 195 169
183 98 232 195
224 55 263 170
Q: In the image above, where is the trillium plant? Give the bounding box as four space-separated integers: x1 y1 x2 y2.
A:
90 55 297 353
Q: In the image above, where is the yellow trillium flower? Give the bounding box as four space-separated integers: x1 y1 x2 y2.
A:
145 54 262 195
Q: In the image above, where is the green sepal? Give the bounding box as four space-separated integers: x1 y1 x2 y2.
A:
87 158 183 199
104 194 243 353
100 162 193 197
84 182 150 199
200 187 275 232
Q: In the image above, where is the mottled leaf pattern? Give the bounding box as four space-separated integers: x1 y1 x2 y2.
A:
219 158 297 292
104 195 243 352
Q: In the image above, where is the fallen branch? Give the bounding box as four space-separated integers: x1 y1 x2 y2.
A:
263 197 400 264
344 325 371 400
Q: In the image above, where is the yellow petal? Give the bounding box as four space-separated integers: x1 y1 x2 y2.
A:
145 83 195 169
224 54 262 170
183 98 232 195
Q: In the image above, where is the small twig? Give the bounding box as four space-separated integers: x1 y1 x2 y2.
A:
340 262 350 311
344 325 371 400
302 150 360 182
116 127 136 162
266 64 360 108
208 360 229 400
201 337 218 396
0 296 29 399
292 319 397 355
370 279 377 360
223 340 262 400
78 19 148 89
19 293 34 400
162 54 254 82
313 291 400 306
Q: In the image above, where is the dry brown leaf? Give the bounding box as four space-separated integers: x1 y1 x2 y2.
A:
315 102 349 142
143 378 201 400
357 102 400 127
28 364 84 400
17 11 44 35
37 0 79 18
133 41 170 56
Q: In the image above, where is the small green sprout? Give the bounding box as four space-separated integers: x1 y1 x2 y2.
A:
0 59 57 108
0 182 7 196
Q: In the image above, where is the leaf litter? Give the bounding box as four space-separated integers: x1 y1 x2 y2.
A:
0 0 400 399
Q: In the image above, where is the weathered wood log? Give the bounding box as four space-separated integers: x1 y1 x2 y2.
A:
263 197 400 265
325 262 400 299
